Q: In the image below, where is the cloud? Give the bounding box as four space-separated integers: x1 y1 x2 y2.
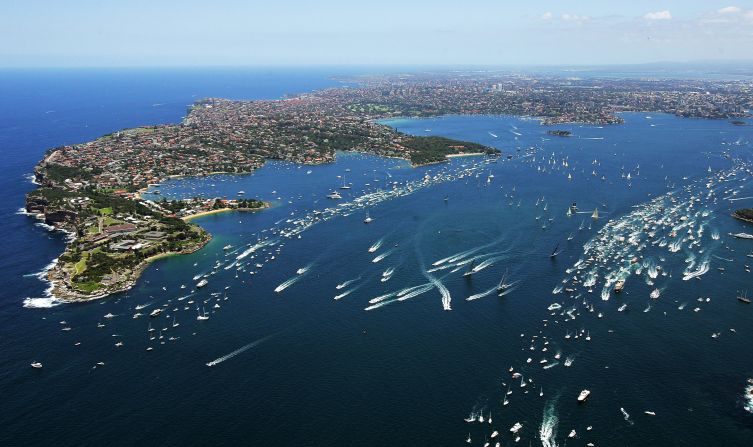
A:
541 12 553 21
717 6 741 14
561 13 589 22
643 10 672 20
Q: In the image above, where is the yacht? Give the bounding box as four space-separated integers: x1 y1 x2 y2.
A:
196 278 208 288
326 191 342 200
197 307 210 321
577 389 591 402
31 362 43 369
363 212 373 224
149 308 163 318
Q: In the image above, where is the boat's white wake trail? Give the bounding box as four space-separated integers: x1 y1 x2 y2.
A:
368 292 397 305
468 255 506 274
206 333 276 366
466 286 498 301
334 287 358 300
539 399 559 447
274 274 304 293
368 237 385 253
431 239 501 267
372 248 396 263
683 257 710 281
336 276 361 290
297 263 314 275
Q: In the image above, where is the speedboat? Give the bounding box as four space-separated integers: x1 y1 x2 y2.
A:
31 362 43 369
577 389 591 402
510 422 522 434
149 308 163 318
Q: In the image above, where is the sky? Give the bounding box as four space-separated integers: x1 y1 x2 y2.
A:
2 0 753 67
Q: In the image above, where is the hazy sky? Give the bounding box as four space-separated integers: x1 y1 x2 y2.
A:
2 0 753 67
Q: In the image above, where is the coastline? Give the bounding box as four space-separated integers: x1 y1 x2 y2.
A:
46 230 212 303
181 203 271 221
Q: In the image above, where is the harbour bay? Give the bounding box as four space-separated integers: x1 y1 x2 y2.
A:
2 70 753 446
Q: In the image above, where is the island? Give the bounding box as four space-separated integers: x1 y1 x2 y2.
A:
26 71 753 301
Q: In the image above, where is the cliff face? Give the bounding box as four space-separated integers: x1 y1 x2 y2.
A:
25 195 79 229
25 195 48 214
44 209 79 227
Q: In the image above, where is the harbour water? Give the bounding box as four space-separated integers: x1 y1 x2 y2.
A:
1 69 753 446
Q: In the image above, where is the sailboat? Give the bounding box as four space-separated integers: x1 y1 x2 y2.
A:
591 207 599 219
567 233 574 241
550 243 561 258
363 212 373 224
738 290 751 304
196 307 210 321
172 316 179 327
497 270 510 292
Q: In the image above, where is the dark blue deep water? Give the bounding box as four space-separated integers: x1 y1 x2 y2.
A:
1 69 753 446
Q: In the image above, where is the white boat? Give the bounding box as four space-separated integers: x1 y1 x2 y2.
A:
592 208 599 219
31 362 43 369
196 279 208 288
149 308 163 318
618 303 627 312
196 307 209 321
510 422 522 433
326 191 342 200
364 212 373 224
578 389 591 402
104 313 115 319
650 288 660 299
547 303 562 311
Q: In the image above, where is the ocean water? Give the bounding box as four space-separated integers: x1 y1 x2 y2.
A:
2 70 753 446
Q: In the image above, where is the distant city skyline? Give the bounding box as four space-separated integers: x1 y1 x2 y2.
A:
2 0 753 67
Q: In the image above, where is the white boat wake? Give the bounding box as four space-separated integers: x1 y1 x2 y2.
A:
274 274 304 293
466 286 498 301
539 398 559 447
206 333 276 366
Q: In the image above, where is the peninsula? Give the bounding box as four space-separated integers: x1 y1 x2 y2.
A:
26 72 753 301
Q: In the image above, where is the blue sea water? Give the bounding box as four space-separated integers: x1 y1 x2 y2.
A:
1 69 753 446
